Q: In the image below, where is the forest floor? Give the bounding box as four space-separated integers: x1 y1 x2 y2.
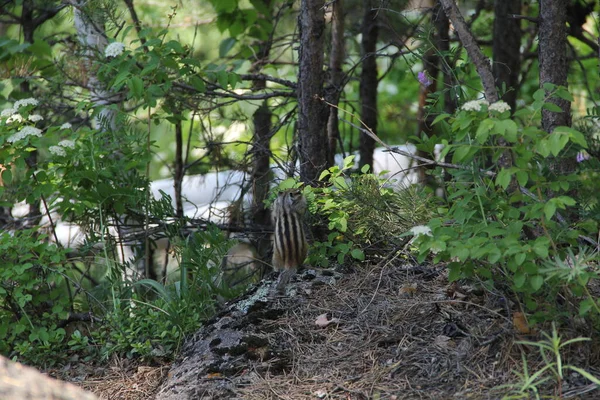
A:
56 256 600 400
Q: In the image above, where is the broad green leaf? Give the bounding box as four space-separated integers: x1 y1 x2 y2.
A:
544 200 557 220
495 168 511 190
515 170 528 187
548 132 569 156
553 126 588 148
452 145 475 163
542 102 563 113
499 119 518 142
514 271 526 288
219 37 237 57
532 237 550 258
475 118 494 143
536 138 551 157
515 253 526 266
529 275 544 292
350 248 365 261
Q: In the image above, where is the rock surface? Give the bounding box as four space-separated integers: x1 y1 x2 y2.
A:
155 270 339 400
0 355 98 400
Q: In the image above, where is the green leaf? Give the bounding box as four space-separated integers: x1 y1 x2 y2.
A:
432 113 450 125
448 263 461 282
487 248 502 264
515 253 526 266
350 248 365 261
579 299 594 316
495 168 512 190
566 366 600 385
217 70 229 88
548 132 569 156
532 237 550 258
219 37 237 57
542 102 563 113
127 76 144 99
514 271 526 288
544 200 557 220
342 155 356 170
1 169 12 185
318 170 331 180
452 145 475 163
499 119 518 142
475 118 494 143
529 275 544 292
189 75 206 93
553 126 588 148
555 87 574 102
515 170 528 187
533 88 546 101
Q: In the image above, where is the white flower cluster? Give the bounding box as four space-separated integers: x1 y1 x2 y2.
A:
49 145 66 156
488 101 511 113
28 114 43 122
7 126 42 143
14 98 39 109
1 108 16 118
105 42 125 58
49 139 76 156
6 114 23 124
409 225 433 238
60 122 72 130
461 99 489 112
58 139 75 149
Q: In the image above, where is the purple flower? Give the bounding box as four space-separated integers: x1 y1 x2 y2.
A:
418 71 432 88
576 151 590 163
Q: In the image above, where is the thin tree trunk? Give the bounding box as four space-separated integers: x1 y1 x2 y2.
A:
358 0 378 171
439 0 498 103
539 0 571 132
326 0 345 165
439 0 515 172
174 117 184 219
415 2 442 184
21 0 41 227
249 0 274 275
298 0 330 184
493 0 522 112
73 1 118 131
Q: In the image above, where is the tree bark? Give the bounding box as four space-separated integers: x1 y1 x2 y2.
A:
358 0 378 171
326 0 345 165
73 1 118 131
439 0 498 103
493 0 522 112
539 0 571 132
298 0 330 184
415 2 443 184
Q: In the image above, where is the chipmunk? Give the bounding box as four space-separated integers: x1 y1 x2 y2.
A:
272 188 308 292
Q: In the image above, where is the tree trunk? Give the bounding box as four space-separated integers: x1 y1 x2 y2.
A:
439 0 498 103
358 0 378 171
493 0 522 112
539 0 571 132
73 1 118 131
249 0 274 275
298 0 330 184
326 0 345 165
22 0 42 227
415 2 443 184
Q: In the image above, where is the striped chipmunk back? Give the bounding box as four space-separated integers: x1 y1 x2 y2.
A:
272 188 308 292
